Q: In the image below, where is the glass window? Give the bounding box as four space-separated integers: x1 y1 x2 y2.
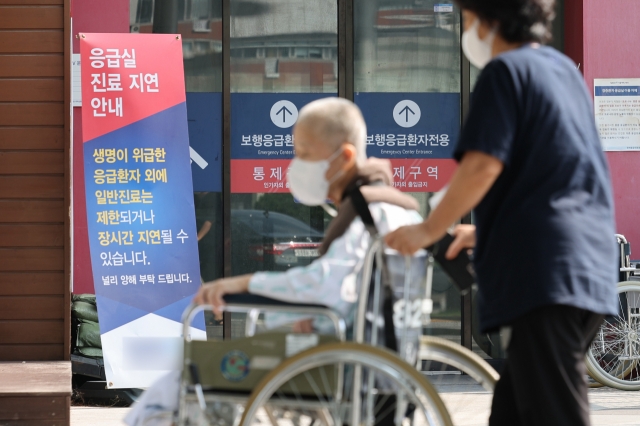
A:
194 191 223 282
130 0 223 92
124 0 537 345
229 0 337 276
131 0 154 25
550 0 564 53
354 0 463 345
354 0 461 93
230 198 328 276
230 0 337 93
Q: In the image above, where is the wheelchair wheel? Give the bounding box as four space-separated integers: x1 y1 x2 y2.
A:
419 335 498 425
586 281 640 390
239 342 453 426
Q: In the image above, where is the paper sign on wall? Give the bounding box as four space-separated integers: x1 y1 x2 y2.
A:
594 78 640 151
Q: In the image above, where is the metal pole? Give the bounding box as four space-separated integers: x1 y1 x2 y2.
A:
152 0 178 34
459 7 473 350
222 0 232 340
338 0 355 101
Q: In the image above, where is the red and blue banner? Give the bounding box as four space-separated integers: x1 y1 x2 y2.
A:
80 33 205 389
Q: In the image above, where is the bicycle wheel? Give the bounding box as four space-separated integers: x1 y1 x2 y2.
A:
420 335 498 426
586 373 604 389
239 342 453 426
586 281 640 390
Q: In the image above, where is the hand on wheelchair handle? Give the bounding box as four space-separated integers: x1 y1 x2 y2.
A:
384 222 477 257
427 226 477 294
384 222 436 255
445 224 476 259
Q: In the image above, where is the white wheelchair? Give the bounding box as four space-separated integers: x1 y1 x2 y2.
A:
177 237 499 426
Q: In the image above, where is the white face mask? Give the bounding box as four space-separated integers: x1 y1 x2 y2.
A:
461 18 496 69
287 148 344 206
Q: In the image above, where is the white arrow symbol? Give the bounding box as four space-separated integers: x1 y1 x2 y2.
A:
189 146 208 170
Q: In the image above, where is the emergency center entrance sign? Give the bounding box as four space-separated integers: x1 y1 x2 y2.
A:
355 92 459 192
80 33 205 389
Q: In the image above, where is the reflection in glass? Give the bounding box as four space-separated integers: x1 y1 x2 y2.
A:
228 193 330 339
230 194 329 276
355 0 461 93
230 0 337 274
354 0 463 346
230 0 338 93
472 288 507 359
194 192 223 281
470 64 481 90
550 0 564 53
406 191 462 345
130 0 223 92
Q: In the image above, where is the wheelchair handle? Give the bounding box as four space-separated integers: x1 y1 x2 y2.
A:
181 301 347 344
426 233 475 295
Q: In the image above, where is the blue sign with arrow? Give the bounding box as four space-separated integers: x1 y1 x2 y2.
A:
355 92 460 159
276 106 291 121
231 93 332 159
399 106 413 121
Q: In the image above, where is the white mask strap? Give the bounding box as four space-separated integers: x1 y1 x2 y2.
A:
326 146 344 163
325 146 346 184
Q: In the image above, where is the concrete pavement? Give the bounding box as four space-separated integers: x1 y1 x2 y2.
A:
71 387 640 425
71 406 129 426
590 387 640 425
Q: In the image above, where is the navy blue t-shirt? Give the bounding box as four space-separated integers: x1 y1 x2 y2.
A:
454 45 618 332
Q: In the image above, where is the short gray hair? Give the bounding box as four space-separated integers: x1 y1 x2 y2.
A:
295 97 367 164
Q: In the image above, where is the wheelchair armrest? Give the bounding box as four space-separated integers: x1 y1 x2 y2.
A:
222 293 328 310
182 298 346 342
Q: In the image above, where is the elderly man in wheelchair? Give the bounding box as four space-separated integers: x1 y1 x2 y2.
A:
191 97 435 424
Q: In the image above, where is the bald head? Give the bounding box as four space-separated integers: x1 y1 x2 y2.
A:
294 98 367 164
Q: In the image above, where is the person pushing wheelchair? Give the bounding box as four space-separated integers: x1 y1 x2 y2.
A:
385 1 618 425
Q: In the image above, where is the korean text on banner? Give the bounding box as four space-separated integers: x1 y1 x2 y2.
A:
80 33 205 389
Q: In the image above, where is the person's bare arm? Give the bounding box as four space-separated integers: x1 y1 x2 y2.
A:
194 274 252 317
197 220 212 241
384 151 503 256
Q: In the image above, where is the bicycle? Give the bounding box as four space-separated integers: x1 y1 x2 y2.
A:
585 280 640 390
585 234 640 390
